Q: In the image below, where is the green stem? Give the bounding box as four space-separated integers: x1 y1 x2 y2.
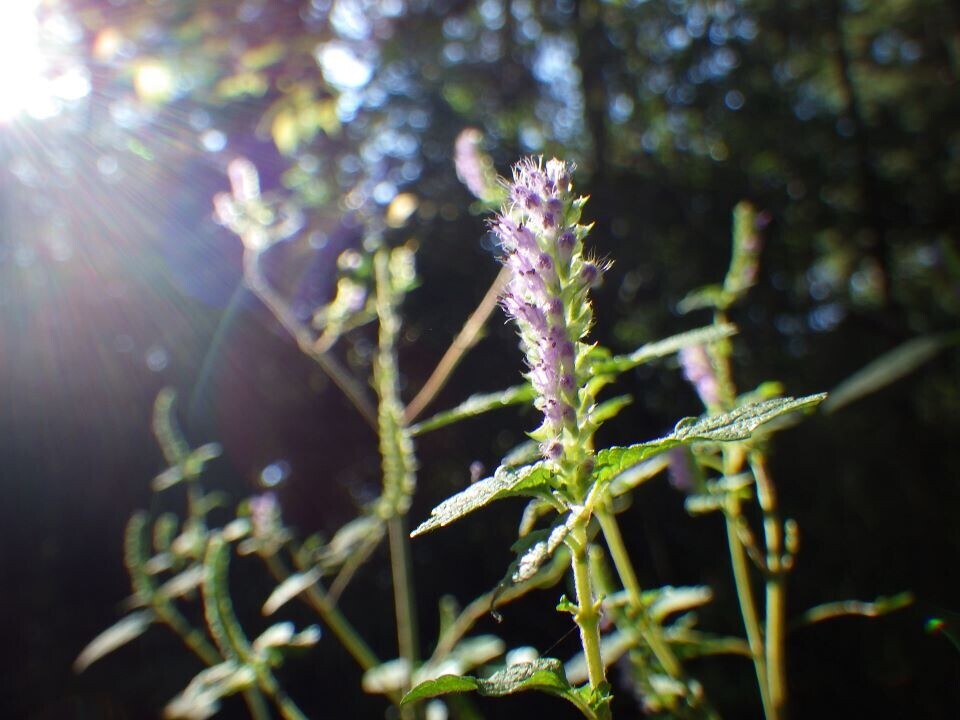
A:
595 509 681 678
751 455 788 719
569 522 607 694
373 249 421 718
430 550 568 664
724 504 772 719
243 250 378 430
389 514 420 674
404 266 509 423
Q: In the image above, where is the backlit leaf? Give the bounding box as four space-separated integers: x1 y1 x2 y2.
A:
410 384 534 436
411 462 553 537
823 335 952 414
402 659 598 717
74 610 155 672
261 567 322 616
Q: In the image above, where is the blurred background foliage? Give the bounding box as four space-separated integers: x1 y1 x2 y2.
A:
0 0 958 717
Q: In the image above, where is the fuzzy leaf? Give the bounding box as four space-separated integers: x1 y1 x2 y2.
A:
411 462 552 537
401 673 479 702
262 567 322 616
512 519 573 584
593 439 679 486
402 659 597 717
673 394 826 442
74 610 155 672
823 335 952 414
592 323 738 376
410 384 534 436
594 395 825 488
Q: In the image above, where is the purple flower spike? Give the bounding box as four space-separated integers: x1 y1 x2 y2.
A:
492 157 602 460
679 345 722 408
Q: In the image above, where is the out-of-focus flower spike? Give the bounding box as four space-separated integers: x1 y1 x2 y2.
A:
227 157 261 203
454 128 502 204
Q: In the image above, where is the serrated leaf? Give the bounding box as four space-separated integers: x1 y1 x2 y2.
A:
673 394 826 442
593 439 678 486
261 567 322 616
402 659 598 717
401 673 479 703
513 519 573 583
411 462 553 537
592 323 738 376
74 610 155 672
410 384 534 436
593 395 825 492
823 335 952 414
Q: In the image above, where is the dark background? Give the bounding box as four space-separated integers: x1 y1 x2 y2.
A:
1 0 958 717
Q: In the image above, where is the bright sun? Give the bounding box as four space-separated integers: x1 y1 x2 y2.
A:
0 0 47 122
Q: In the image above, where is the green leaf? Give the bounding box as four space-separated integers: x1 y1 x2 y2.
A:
411 462 553 537
608 453 671 497
401 673 479 703
676 284 728 314
593 395 826 490
262 567 322 616
646 585 714 623
512 518 573 583
410 384 534 436
164 660 257 720
795 592 914 627
823 334 953 414
593 439 679 486
74 610 155 672
673 394 826 442
402 659 599 718
584 395 632 429
152 388 190 465
592 323 738 377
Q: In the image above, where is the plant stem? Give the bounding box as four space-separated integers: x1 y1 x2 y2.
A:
404 266 509 423
430 549 568 663
595 508 682 678
389 514 420 671
243 250 378 429
751 454 788 719
569 521 607 694
373 249 421 718
724 503 772 719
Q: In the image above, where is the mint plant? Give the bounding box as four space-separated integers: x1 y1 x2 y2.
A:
78 147 910 719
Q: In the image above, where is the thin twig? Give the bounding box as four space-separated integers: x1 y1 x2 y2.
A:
243 250 378 430
404 266 509 423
